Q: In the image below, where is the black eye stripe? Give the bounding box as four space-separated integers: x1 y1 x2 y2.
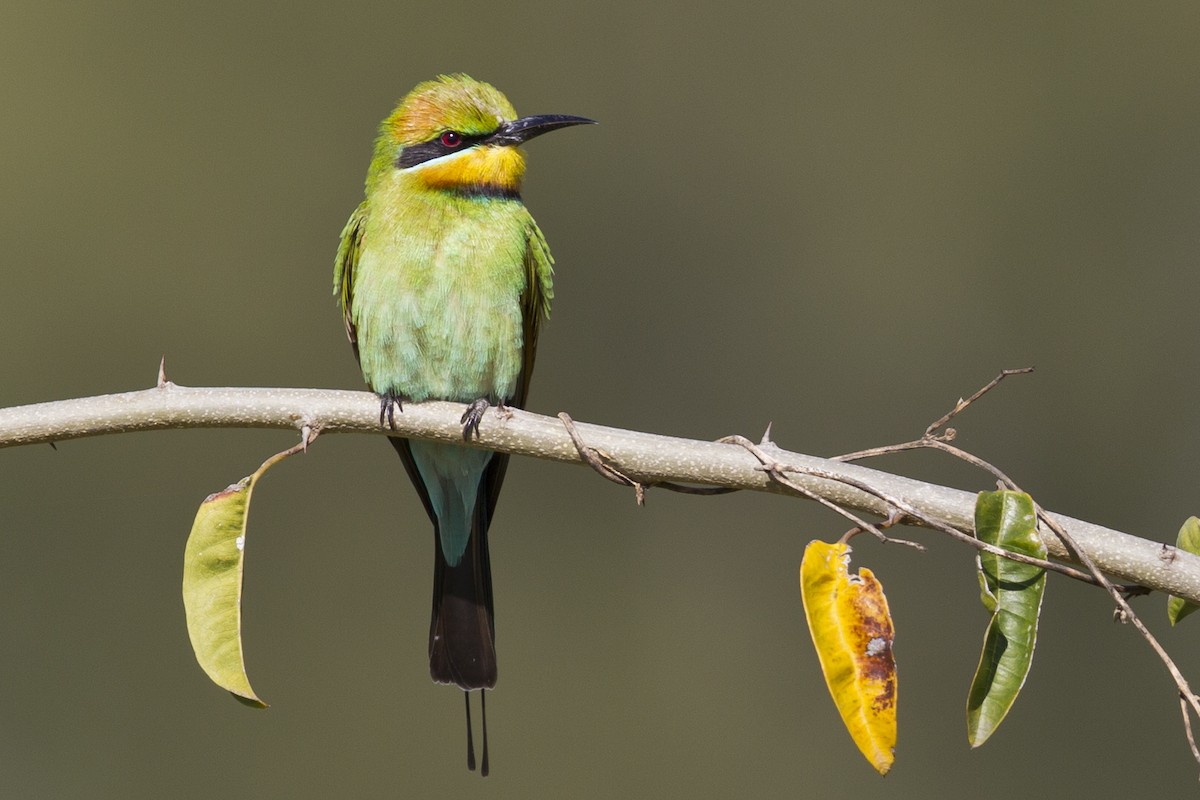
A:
396 130 491 169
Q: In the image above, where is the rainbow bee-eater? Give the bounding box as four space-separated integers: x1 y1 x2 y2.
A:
333 74 593 774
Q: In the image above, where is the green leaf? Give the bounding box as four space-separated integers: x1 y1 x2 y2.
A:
1167 517 1200 625
182 447 297 708
967 490 1046 747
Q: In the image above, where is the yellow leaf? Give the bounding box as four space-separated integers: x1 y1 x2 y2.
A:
182 475 267 707
181 443 305 707
182 474 267 705
800 540 897 775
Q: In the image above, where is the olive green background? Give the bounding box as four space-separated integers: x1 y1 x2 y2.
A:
3 1 1200 796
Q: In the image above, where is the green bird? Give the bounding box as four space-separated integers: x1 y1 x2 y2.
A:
333 74 593 774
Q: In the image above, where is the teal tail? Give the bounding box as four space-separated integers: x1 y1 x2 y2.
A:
389 437 502 690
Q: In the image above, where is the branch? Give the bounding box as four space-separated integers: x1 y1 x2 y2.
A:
3 381 1199 604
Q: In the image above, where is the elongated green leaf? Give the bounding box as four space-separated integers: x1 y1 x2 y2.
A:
182 454 286 708
1167 517 1200 625
800 540 897 775
967 490 1045 747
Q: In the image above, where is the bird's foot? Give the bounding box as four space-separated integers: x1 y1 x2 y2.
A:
379 392 403 429
461 398 490 440
494 401 514 421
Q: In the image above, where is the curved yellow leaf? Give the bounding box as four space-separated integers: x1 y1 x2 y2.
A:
800 540 896 775
182 472 269 707
181 443 305 706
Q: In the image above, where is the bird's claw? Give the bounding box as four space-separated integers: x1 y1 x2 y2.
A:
461 398 490 440
379 392 403 429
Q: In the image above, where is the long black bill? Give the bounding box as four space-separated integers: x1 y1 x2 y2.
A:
486 114 597 146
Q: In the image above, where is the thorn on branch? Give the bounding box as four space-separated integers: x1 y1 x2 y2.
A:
760 422 774 446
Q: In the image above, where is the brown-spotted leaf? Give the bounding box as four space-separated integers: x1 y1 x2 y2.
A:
800 540 897 775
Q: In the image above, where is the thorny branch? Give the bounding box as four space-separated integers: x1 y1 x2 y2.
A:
5 367 1196 601
5 361 1200 768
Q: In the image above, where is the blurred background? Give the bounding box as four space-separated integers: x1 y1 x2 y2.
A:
3 1 1200 796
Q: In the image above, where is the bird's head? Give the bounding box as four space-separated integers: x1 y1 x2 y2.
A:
368 74 595 197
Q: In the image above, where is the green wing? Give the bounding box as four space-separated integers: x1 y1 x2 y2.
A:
481 218 554 515
515 218 554 409
333 201 369 360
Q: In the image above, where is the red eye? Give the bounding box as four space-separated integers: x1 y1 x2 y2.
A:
440 131 462 148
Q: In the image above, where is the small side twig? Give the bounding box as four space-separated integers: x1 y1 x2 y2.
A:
559 413 737 505
559 413 647 505
924 367 1034 437
1037 506 1200 770
259 426 319 471
840 511 909 546
1182 693 1200 770
719 435 923 550
835 367 1034 464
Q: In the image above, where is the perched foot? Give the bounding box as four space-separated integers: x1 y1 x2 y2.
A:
495 400 514 421
461 398 490 440
379 391 403 429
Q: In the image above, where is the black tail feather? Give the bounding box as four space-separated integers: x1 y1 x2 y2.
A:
427 491 497 689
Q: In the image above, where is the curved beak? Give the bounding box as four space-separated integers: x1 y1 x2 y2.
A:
487 114 597 146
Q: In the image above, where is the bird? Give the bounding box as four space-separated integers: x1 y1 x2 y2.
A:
333 74 594 775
